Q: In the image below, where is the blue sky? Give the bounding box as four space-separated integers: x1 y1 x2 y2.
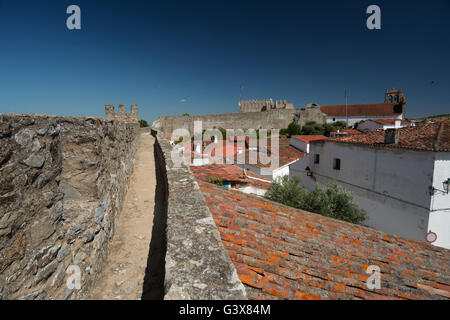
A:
0 0 449 123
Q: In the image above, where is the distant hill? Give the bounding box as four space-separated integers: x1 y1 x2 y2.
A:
407 114 450 123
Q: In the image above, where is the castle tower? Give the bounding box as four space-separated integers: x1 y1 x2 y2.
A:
118 104 127 114
105 104 115 120
130 104 138 121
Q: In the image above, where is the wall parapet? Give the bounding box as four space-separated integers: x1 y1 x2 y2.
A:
0 113 140 300
152 129 246 299
105 104 138 123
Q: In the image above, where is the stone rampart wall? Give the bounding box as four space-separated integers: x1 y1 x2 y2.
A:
155 107 326 138
152 129 246 299
0 114 140 300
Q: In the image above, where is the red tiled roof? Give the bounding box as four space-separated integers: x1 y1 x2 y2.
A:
320 103 403 117
292 135 327 143
330 129 363 136
326 122 450 152
370 118 410 125
186 140 239 158
234 145 305 169
190 164 271 190
199 181 450 300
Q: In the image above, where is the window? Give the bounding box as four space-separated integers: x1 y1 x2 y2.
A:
314 154 320 164
333 158 341 170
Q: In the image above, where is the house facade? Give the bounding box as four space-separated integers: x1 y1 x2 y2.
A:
293 123 450 249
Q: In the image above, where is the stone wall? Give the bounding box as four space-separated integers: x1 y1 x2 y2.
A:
239 99 294 113
154 106 326 138
152 129 246 299
105 104 138 122
0 113 140 300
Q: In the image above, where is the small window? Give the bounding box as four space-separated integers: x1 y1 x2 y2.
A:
314 154 320 164
333 158 341 170
332 118 336 121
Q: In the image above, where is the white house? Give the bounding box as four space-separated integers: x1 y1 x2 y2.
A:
292 122 450 249
290 135 327 154
233 143 305 181
357 118 414 133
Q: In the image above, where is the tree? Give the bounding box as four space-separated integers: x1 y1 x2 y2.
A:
208 176 224 186
323 121 348 136
301 121 324 135
139 119 149 127
183 113 190 116
264 176 305 208
265 176 366 224
287 122 301 136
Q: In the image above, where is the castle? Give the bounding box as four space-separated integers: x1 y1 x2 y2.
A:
238 99 294 113
105 104 138 122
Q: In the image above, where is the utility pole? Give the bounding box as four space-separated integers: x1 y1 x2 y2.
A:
345 89 349 128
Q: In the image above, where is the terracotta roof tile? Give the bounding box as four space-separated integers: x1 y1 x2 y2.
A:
370 118 411 125
320 103 403 117
325 122 450 152
190 164 271 190
234 145 305 169
292 135 327 143
330 129 363 136
198 181 450 300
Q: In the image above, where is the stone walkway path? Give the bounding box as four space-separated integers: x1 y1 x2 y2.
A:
89 133 156 300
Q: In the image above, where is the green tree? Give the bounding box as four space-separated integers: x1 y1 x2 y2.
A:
287 122 301 136
301 121 324 135
265 176 366 224
264 176 305 208
139 119 149 128
183 113 190 116
208 176 224 186
323 121 348 136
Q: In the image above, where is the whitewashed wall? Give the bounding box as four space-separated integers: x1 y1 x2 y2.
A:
326 114 403 126
428 153 450 248
271 165 290 181
303 141 442 245
290 137 309 153
289 156 317 190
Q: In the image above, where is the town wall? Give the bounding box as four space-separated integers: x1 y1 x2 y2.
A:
151 129 247 299
154 107 326 138
0 113 140 299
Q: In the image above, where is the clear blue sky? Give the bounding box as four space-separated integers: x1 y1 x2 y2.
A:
0 0 449 123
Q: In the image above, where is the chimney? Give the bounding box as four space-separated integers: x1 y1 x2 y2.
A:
384 128 399 144
394 119 401 129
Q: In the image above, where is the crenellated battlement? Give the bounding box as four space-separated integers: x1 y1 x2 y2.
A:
105 104 138 122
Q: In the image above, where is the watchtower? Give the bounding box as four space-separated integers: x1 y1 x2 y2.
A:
104 104 139 123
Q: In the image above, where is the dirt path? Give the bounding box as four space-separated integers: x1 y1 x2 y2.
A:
89 133 156 300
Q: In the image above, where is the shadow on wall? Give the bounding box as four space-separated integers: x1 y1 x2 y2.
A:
141 143 168 300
